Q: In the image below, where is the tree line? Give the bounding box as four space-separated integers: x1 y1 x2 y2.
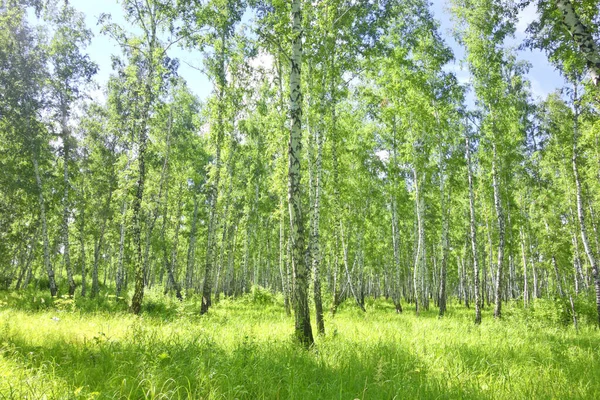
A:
1 0 599 346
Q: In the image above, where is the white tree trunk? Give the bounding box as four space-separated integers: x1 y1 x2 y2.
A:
466 132 481 324
492 142 505 318
33 155 57 297
288 0 313 346
571 92 600 325
556 0 600 85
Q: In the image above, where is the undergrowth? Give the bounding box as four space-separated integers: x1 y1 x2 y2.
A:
1 288 599 399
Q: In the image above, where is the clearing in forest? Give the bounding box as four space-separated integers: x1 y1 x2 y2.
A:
1 289 599 399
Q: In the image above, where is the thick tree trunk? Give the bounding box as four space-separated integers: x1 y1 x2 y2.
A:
556 0 600 86
288 0 313 347
276 55 291 315
129 7 160 313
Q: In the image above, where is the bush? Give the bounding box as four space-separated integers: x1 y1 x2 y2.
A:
245 285 276 305
514 294 599 328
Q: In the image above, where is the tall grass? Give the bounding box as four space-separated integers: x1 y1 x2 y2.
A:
1 288 599 399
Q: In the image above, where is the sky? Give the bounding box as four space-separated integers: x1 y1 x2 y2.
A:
54 0 565 103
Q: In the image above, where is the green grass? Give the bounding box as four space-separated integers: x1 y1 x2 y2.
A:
1 289 600 399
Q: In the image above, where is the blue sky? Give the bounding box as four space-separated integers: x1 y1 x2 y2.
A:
67 0 212 101
63 0 564 103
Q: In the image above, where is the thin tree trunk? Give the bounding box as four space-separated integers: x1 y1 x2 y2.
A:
588 200 600 262
341 223 366 312
215 144 236 302
279 197 291 315
163 183 183 301
61 113 75 296
391 193 403 313
115 198 128 298
520 227 529 307
170 195 184 300
92 167 115 298
310 123 325 335
130 113 149 315
413 168 424 315
200 30 227 315
23 227 38 289
214 211 228 303
33 155 57 297
492 142 505 318
544 219 564 297
530 238 540 298
390 119 403 313
79 203 87 297
571 87 600 326
186 193 200 295
438 168 449 317
572 228 583 294
466 131 481 324
130 11 159 313
569 294 578 330
16 228 38 290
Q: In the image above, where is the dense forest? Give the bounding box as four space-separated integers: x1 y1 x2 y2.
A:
2 0 600 351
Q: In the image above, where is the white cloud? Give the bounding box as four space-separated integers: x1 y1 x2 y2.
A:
516 3 537 35
376 149 389 163
443 62 470 85
248 51 274 71
528 77 549 100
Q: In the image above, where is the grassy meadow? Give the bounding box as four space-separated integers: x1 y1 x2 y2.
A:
1 288 600 399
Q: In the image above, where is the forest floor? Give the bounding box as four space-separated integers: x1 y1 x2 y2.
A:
1 288 600 399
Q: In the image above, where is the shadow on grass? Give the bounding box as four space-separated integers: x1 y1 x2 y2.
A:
2 325 486 399
447 328 600 399
3 291 600 399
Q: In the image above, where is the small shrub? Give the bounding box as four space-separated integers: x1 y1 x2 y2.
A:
54 296 76 312
244 285 276 305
